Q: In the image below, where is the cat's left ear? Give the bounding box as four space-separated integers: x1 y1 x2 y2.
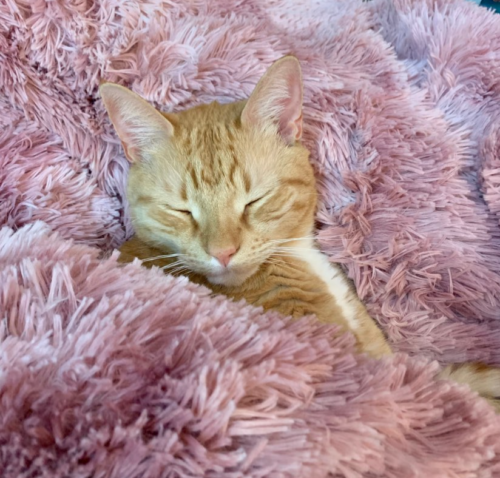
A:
241 56 303 145
99 83 174 163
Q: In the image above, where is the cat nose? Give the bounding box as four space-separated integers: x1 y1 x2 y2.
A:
210 246 238 267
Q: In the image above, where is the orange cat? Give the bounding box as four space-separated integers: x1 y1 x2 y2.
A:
101 56 500 409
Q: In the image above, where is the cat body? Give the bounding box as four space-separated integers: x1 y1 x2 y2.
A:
119 235 392 358
101 56 499 411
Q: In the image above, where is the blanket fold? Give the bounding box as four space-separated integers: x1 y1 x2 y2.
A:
2 0 500 475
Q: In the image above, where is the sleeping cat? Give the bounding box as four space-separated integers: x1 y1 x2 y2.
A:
100 56 500 410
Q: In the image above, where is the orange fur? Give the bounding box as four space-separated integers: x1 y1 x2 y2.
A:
119 236 391 358
102 56 500 407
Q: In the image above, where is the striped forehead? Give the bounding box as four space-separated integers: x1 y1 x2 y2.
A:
181 123 251 192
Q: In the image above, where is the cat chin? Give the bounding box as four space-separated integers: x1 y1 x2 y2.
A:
205 265 259 287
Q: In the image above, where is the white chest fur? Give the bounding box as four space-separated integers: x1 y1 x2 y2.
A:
293 240 361 331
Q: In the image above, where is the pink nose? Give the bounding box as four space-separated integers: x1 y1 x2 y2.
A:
210 246 238 267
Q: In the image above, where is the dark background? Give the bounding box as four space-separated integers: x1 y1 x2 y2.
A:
481 0 500 13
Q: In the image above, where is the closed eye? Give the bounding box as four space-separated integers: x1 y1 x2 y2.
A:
244 196 265 211
163 204 192 216
174 209 192 216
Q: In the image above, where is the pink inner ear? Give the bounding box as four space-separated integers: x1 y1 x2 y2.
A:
278 78 303 144
100 83 174 163
242 57 304 145
285 66 304 143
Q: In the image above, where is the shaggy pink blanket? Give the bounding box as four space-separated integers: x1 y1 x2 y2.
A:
2 0 500 475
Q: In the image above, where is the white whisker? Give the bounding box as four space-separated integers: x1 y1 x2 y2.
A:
142 253 185 262
166 265 191 275
267 235 316 245
274 246 316 253
160 260 184 270
270 251 310 261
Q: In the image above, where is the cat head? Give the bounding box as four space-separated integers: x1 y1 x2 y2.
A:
100 56 317 286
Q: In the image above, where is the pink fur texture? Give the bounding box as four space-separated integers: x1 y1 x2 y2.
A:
2 0 500 475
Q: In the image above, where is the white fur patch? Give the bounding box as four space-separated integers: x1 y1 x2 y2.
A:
209 256 222 269
191 204 201 222
293 240 361 331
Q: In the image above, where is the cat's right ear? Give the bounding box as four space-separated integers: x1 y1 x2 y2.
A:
99 83 174 163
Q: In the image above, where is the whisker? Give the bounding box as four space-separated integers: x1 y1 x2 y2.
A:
270 256 301 262
270 251 310 260
164 264 187 274
141 253 185 263
273 247 316 253
169 267 191 276
274 245 315 249
160 260 184 270
267 235 316 244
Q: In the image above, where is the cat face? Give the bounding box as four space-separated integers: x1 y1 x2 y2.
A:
101 56 317 286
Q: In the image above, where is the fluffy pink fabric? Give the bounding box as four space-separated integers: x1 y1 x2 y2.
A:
2 0 500 475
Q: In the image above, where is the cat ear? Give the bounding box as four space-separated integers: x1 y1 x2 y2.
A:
241 56 303 145
99 83 174 163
